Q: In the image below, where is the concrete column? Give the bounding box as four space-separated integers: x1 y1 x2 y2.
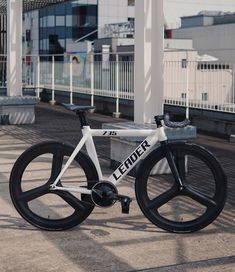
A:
7 0 22 97
134 0 164 124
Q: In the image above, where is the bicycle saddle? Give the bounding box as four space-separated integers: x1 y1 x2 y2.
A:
62 103 95 112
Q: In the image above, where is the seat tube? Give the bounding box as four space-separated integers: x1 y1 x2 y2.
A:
84 127 103 181
52 134 88 187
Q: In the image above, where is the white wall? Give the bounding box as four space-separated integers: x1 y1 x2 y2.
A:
164 39 193 50
173 23 235 63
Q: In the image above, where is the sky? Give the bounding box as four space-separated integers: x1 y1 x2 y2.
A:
163 0 235 28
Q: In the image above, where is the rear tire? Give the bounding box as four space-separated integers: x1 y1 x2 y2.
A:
10 141 98 231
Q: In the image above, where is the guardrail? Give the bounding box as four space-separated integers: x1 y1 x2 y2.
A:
1 54 235 115
164 61 235 114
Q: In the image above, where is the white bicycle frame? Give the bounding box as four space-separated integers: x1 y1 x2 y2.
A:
50 125 168 195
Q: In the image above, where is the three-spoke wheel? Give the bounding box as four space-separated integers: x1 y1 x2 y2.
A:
10 142 98 230
135 142 227 233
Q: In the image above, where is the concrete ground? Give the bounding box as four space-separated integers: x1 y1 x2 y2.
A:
0 102 234 272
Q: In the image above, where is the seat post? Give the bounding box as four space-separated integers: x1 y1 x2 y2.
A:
76 110 88 128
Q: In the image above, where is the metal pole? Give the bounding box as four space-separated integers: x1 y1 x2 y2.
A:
70 55 73 105
233 63 235 113
90 53 94 107
36 55 40 99
113 53 120 118
186 54 189 119
50 55 56 105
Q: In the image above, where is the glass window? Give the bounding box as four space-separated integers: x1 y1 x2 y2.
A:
55 27 66 39
87 5 97 16
47 16 55 27
39 17 43 27
66 27 73 38
181 59 188 68
55 3 66 15
66 15 72 27
39 1 98 53
128 0 135 6
181 93 187 99
65 2 72 14
56 16 65 26
40 28 47 39
40 8 46 17
87 16 96 26
42 17 47 28
47 5 55 16
43 39 48 50
58 39 65 49
46 28 56 38
202 93 208 101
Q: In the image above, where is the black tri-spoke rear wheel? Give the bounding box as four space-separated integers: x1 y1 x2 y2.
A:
135 142 227 233
10 141 98 231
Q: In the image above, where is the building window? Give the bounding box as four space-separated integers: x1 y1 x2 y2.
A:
56 16 65 26
202 92 208 101
66 15 72 27
181 59 187 68
197 63 230 70
39 17 43 27
181 93 187 99
47 16 55 27
39 2 98 54
128 0 135 6
128 17 134 23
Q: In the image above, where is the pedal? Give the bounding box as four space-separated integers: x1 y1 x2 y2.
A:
119 195 132 214
98 186 132 213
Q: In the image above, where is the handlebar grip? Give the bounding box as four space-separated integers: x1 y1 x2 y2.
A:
164 114 190 128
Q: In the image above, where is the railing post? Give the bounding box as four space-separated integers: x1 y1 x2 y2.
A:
70 55 73 105
90 53 94 107
233 63 235 113
50 55 56 105
36 55 41 99
182 55 190 119
186 58 189 119
113 53 121 118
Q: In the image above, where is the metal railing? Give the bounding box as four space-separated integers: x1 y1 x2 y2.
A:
164 61 235 114
0 54 7 90
23 53 135 114
1 53 235 115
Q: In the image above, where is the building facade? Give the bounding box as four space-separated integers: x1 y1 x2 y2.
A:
22 0 135 57
173 11 235 63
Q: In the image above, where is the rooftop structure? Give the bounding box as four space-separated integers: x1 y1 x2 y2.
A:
181 11 235 28
104 21 134 38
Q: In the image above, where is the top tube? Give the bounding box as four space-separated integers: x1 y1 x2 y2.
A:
89 128 156 137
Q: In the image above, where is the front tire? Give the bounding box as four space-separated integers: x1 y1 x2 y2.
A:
135 142 227 233
10 141 98 231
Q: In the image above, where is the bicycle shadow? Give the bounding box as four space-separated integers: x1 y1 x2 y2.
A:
0 213 36 231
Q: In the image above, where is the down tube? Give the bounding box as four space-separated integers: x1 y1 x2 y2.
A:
108 134 158 185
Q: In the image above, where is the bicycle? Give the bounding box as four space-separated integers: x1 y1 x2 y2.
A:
9 104 227 233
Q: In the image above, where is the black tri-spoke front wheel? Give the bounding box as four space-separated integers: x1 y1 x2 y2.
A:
135 142 227 233
10 141 98 231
